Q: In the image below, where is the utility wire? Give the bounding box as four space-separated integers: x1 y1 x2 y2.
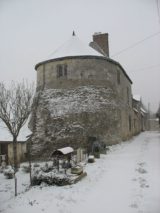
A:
111 31 160 57
129 63 160 72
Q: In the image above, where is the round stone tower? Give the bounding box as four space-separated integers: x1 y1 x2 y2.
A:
30 33 132 160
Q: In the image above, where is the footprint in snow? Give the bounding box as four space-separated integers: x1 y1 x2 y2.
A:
136 167 147 174
130 203 138 209
138 162 146 167
139 178 149 188
132 178 137 182
140 183 149 188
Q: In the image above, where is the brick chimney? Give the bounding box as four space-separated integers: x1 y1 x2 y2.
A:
90 32 109 57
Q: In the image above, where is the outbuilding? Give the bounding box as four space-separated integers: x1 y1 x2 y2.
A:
0 121 31 166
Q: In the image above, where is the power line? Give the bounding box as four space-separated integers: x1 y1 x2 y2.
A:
129 63 160 72
111 31 160 57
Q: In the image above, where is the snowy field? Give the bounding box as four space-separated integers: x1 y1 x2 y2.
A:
0 131 160 213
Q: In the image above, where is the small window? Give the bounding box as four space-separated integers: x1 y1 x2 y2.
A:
56 64 67 78
117 70 120 84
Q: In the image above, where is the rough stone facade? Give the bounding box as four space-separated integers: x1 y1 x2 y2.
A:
30 54 133 160
30 86 121 159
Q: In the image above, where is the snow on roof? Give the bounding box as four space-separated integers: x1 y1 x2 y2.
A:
0 120 32 142
140 107 147 114
57 147 74 154
53 147 74 156
133 95 141 102
46 34 104 60
133 108 139 113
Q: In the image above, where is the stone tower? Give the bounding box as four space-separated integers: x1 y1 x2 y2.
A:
30 33 133 160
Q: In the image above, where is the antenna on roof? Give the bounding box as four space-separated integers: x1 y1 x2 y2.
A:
72 31 76 36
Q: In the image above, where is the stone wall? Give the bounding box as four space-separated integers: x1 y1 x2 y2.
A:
30 86 121 160
30 56 133 159
36 56 132 91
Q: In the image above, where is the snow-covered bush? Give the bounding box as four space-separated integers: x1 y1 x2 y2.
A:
106 146 110 152
4 168 14 179
0 166 4 173
33 163 40 168
22 165 30 173
32 167 72 186
40 163 53 173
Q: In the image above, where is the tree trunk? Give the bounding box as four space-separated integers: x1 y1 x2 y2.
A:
14 173 17 196
13 138 18 172
13 137 18 196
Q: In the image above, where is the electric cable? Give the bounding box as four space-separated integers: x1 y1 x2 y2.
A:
111 31 160 57
129 63 160 72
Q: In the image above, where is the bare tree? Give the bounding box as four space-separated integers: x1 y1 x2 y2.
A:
0 81 34 196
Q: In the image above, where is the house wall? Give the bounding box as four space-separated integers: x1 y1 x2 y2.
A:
36 57 132 91
132 99 148 135
132 110 143 135
37 57 115 90
114 65 133 140
7 143 27 165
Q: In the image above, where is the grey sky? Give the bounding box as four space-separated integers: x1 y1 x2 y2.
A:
0 0 160 112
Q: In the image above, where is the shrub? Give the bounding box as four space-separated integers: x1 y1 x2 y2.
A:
4 168 14 179
40 163 53 173
22 165 30 173
33 163 40 168
32 167 72 186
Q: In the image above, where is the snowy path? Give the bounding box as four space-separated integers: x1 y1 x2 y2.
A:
0 131 160 213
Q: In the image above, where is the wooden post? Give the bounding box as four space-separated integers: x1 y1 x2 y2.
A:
14 172 17 196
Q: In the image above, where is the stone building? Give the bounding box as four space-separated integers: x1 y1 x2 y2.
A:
30 32 134 160
132 95 148 135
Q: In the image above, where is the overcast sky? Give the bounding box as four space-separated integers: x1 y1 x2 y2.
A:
0 0 160 112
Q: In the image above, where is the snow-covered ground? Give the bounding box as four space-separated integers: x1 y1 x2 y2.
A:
0 131 160 213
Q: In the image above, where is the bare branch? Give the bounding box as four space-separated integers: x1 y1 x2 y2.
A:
0 81 34 139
